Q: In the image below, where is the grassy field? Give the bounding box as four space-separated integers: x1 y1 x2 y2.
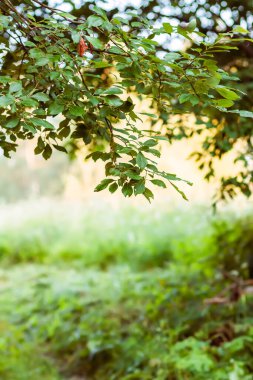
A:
1 201 253 380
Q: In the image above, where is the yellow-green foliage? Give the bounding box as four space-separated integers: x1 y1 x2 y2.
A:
1 203 253 379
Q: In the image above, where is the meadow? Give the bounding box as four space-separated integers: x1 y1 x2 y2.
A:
1 200 253 380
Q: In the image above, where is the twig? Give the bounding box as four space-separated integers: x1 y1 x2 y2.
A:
31 0 83 24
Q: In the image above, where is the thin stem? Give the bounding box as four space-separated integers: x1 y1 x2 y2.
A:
105 116 116 163
31 0 83 24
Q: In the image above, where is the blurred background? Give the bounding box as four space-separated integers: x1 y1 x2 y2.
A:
1 1 253 380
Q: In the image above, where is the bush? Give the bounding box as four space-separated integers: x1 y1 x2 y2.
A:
211 212 253 278
1 202 253 379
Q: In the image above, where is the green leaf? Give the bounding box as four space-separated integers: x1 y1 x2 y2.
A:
52 144 67 153
48 101 64 115
23 123 36 134
93 5 108 19
9 81 22 93
143 139 158 147
20 97 38 107
69 106 85 117
105 96 123 107
85 36 103 49
109 182 118 193
95 178 114 192
230 110 253 118
216 86 240 100
35 57 50 66
187 19 197 32
58 11 76 20
0 14 10 28
164 52 181 61
163 22 173 34
104 87 123 95
238 110 253 118
170 181 188 201
122 183 133 197
151 179 166 188
30 118 54 129
42 144 52 160
0 76 11 84
5 118 19 129
135 180 145 195
71 31 80 43
93 61 113 68
143 188 154 202
136 153 148 170
29 48 44 59
0 95 15 107
32 92 50 102
214 99 234 108
179 94 191 104
125 171 142 180
233 26 249 34
87 15 104 28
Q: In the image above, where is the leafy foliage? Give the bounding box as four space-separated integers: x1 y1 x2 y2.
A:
0 1 251 200
1 203 253 379
76 0 253 201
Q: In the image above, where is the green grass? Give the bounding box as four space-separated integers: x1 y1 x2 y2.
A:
0 201 214 270
1 201 253 379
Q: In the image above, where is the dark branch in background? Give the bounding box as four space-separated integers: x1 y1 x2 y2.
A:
31 0 84 24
